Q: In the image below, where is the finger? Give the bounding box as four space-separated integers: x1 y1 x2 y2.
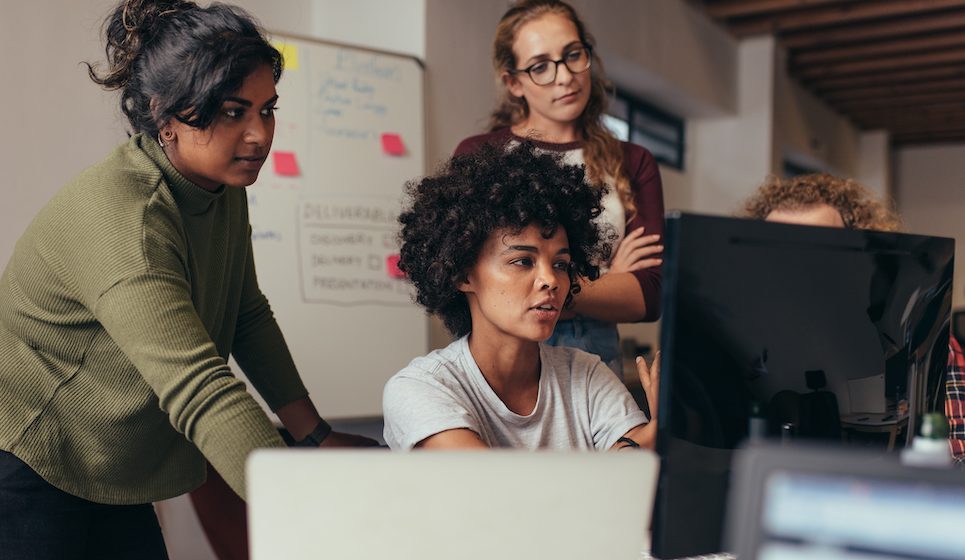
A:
627 244 664 259
625 258 663 272
650 351 661 405
618 235 661 253
635 355 651 388
612 239 662 268
625 226 646 238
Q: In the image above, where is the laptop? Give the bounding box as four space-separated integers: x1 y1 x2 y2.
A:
725 443 965 560
247 449 659 560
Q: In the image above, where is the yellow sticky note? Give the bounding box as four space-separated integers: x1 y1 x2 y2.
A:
273 41 300 71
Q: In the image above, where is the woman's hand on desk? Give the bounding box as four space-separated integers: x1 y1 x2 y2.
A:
318 431 381 448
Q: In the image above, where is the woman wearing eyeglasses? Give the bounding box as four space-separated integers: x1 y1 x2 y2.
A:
455 0 665 378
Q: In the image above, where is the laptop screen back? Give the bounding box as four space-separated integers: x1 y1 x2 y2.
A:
247 449 659 560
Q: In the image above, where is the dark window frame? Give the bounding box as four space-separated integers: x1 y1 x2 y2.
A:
782 159 823 178
606 88 685 171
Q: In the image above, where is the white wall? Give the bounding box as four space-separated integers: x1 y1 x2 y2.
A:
424 0 507 168
0 0 127 268
312 0 425 59
856 130 891 198
568 0 737 118
775 47 859 178
689 36 778 215
894 145 965 311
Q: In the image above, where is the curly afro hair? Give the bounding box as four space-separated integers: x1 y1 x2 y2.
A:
398 141 614 337
742 173 901 232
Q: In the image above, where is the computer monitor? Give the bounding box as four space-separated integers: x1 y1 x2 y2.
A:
725 442 965 560
651 213 954 559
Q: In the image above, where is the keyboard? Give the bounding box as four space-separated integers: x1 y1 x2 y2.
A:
640 552 736 560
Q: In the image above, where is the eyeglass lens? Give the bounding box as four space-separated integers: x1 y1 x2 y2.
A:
526 47 591 85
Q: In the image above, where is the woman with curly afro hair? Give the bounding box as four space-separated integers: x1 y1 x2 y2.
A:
742 173 901 231
383 142 659 451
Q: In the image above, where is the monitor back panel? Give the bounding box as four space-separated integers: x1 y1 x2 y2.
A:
652 213 954 558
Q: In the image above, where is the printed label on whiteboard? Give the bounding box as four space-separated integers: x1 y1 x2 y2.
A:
297 198 413 306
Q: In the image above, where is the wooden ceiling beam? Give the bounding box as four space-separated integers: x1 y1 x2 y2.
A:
808 64 965 91
850 108 965 125
855 123 965 135
891 127 965 138
725 0 965 36
792 30 965 65
794 47 965 80
821 78 965 103
705 0 846 20
780 10 965 48
892 132 965 145
854 115 965 130
848 107 965 128
850 109 965 132
832 90 965 112
889 126 965 138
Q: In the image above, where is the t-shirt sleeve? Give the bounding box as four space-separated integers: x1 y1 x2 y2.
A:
585 357 649 449
382 370 482 450
624 143 666 322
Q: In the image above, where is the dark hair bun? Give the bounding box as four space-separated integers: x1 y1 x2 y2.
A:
85 0 281 138
89 0 198 90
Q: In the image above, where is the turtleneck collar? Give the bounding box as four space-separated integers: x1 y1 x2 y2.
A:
136 133 226 216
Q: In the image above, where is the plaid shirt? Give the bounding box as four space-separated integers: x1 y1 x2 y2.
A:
947 336 965 465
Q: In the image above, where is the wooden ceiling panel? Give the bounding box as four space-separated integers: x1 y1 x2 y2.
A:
713 0 965 37
699 0 965 146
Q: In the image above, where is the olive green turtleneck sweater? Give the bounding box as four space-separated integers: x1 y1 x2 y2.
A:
0 134 308 504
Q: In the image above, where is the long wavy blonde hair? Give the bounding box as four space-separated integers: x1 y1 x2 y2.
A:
489 0 635 217
742 173 901 232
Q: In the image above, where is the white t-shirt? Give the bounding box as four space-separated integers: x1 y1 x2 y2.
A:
382 336 648 450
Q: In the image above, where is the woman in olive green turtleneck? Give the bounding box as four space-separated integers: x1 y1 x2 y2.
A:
0 1 373 558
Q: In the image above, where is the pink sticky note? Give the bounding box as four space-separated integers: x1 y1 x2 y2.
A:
381 133 406 156
386 254 405 278
272 151 300 177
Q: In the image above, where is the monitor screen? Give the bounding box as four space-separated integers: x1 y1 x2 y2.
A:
758 470 965 560
725 443 965 560
651 213 954 559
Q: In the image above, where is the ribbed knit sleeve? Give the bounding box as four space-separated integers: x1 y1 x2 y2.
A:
231 229 309 411
94 272 285 499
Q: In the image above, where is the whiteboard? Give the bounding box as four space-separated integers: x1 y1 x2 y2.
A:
237 34 426 418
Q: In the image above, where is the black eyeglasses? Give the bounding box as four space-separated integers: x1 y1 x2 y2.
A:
510 45 592 86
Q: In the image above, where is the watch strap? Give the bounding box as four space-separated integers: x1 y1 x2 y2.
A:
294 419 333 447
